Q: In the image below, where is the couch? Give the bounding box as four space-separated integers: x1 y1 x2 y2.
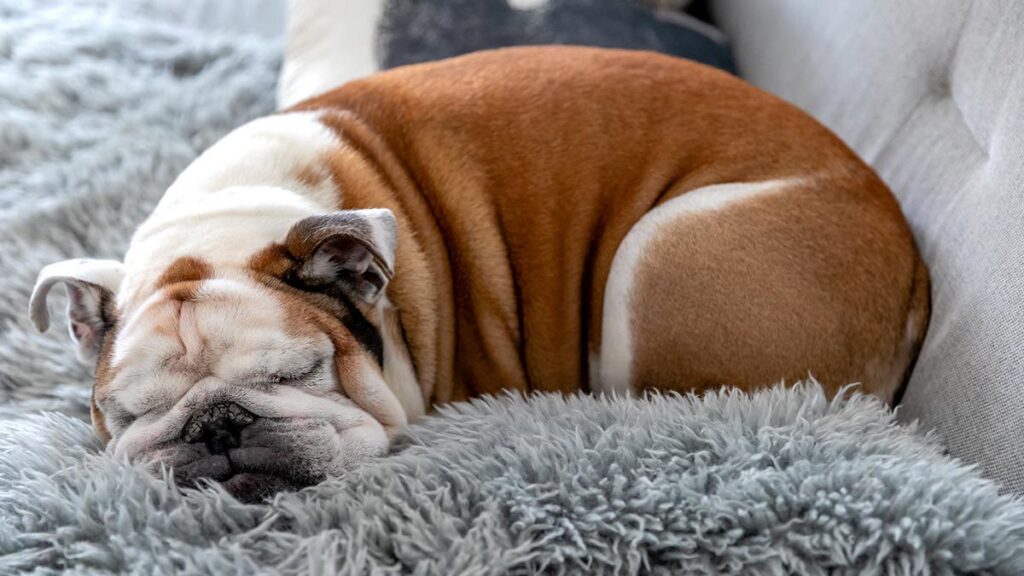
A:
3 2 1023 572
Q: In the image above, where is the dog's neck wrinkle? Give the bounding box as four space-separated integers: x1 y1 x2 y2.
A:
378 300 425 420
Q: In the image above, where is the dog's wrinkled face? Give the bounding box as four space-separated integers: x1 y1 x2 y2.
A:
29 209 408 502
101 275 397 501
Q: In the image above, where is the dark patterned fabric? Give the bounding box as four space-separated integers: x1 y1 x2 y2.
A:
378 0 735 73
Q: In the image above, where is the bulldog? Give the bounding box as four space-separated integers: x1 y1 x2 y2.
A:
29 46 929 501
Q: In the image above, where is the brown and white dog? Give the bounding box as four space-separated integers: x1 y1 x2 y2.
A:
29 46 929 501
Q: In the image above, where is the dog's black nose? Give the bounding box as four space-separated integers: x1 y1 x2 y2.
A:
182 402 257 454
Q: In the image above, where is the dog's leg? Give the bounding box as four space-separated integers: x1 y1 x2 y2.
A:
597 178 922 401
597 179 799 397
277 0 385 109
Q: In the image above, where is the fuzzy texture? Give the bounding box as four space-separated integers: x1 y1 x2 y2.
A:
4 387 1024 575
0 0 280 419
3 2 1024 575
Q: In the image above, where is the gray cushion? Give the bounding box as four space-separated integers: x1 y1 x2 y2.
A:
712 0 1024 493
377 0 736 73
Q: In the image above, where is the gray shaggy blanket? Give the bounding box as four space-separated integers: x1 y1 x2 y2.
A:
5 387 1024 575
3 1 1024 575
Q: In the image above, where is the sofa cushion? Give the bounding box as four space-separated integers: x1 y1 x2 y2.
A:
377 0 735 73
711 0 1024 493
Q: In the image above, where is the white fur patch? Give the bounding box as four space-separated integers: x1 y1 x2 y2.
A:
380 300 425 422
118 112 343 310
277 0 384 108
109 275 314 411
596 180 797 396
508 0 550 9
31 259 125 332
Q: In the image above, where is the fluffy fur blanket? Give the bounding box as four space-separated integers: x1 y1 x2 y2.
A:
2 2 1023 574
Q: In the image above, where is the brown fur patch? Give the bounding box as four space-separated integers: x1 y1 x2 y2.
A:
247 242 329 355
156 257 213 302
157 256 212 287
163 282 202 302
90 394 111 444
249 244 297 279
296 164 330 189
628 177 923 398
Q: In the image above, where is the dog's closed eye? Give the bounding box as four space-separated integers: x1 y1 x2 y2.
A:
241 359 327 387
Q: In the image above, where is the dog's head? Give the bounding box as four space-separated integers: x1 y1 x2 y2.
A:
29 208 409 502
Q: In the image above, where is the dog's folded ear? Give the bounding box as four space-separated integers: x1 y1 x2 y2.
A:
29 259 125 363
284 209 397 305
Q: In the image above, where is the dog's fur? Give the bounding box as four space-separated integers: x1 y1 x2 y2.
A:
30 46 929 500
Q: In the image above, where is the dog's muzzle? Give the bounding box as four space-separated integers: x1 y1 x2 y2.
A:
172 401 314 502
139 392 388 503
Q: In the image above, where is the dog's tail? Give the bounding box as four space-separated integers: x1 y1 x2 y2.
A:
892 257 931 405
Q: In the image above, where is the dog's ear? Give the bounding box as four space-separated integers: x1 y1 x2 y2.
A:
29 259 125 363
284 209 397 305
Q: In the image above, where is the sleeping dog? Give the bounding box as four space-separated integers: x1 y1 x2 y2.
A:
29 46 929 501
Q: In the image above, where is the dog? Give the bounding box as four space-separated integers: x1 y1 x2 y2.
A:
29 46 929 501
